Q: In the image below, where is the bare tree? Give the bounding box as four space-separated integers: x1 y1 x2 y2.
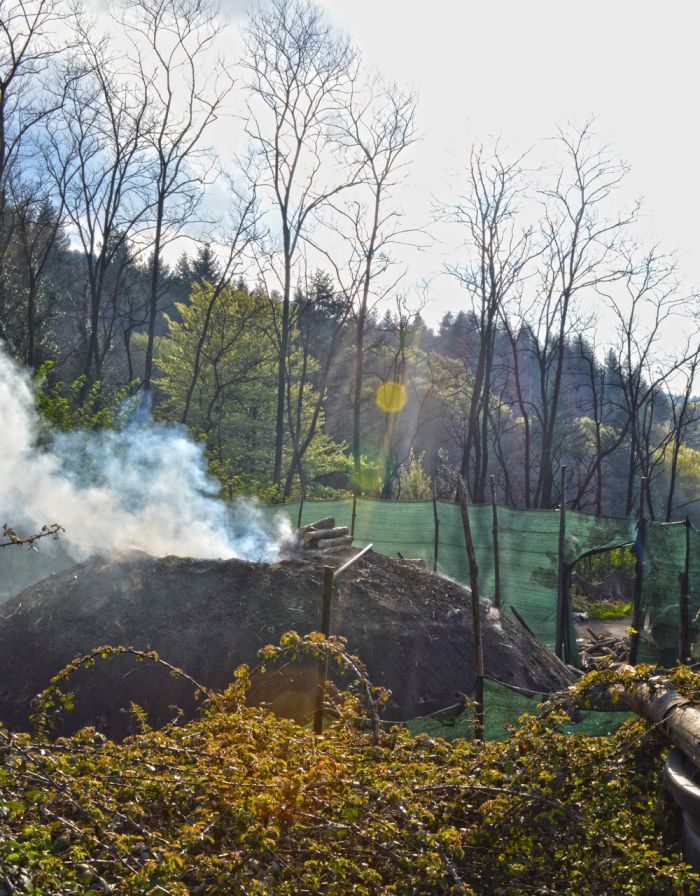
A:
310 79 418 494
179 185 260 425
444 141 533 502
664 351 700 520
374 297 421 498
0 0 73 200
0 0 77 360
44 23 153 383
282 268 351 499
6 183 68 366
605 248 699 517
243 0 356 489
570 333 630 514
118 0 232 389
528 122 634 507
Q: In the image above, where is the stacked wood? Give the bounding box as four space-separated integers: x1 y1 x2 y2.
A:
303 526 350 546
579 628 629 668
298 518 354 553
298 517 335 536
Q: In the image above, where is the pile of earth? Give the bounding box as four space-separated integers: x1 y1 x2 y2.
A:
0 548 575 738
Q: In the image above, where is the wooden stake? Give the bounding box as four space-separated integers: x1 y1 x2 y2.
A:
490 474 501 610
629 476 647 665
314 566 335 735
432 478 440 574
351 492 357 539
679 517 691 663
457 476 484 741
555 466 567 660
297 489 305 530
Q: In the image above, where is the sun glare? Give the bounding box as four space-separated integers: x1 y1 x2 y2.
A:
376 380 407 414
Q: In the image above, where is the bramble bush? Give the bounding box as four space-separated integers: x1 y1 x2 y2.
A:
0 634 697 895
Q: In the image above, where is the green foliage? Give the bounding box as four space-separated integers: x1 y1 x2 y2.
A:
588 600 632 619
156 283 347 496
34 361 137 431
587 546 636 583
347 452 382 495
397 450 432 501
0 639 696 894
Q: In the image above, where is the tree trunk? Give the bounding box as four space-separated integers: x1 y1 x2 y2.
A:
617 667 700 766
273 245 292 489
143 186 165 390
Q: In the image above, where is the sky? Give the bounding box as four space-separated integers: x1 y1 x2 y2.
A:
95 0 700 342
310 0 700 329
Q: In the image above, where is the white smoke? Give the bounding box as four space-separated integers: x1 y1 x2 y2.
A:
0 348 291 565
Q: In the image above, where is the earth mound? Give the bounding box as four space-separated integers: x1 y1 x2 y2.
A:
0 548 574 737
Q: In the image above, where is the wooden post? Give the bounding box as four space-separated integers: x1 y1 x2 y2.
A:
490 474 501 610
314 566 335 735
432 478 440 573
679 517 691 663
351 492 357 539
457 476 484 741
629 476 647 665
555 466 567 660
297 491 305 531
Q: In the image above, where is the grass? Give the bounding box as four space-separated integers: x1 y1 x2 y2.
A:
588 600 632 620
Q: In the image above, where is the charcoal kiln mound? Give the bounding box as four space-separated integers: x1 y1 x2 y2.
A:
0 549 574 738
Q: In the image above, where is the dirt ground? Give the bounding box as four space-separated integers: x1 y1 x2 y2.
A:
0 547 575 738
575 618 631 641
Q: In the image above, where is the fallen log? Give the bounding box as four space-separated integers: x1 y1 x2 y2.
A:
616 665 700 766
303 526 350 546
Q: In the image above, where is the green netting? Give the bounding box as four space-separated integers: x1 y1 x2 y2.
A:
404 702 475 741
404 678 631 742
637 521 700 665
261 498 634 663
256 497 649 739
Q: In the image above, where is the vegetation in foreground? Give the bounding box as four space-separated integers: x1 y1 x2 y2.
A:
0 634 697 895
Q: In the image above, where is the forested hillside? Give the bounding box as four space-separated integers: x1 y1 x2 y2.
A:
2 0 699 522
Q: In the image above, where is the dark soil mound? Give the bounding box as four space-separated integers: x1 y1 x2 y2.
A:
0 548 574 738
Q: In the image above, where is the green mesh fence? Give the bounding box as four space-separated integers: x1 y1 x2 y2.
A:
263 498 634 661
636 521 700 665
404 677 631 742
257 497 700 736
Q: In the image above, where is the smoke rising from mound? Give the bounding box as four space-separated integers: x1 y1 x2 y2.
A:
0 349 290 566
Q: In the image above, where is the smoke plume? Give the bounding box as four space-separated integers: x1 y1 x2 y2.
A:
0 348 290 571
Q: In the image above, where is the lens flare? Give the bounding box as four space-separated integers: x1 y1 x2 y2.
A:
376 380 407 413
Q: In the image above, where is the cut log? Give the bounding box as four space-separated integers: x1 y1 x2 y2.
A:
298 517 335 536
303 526 349 546
317 535 354 551
616 665 700 767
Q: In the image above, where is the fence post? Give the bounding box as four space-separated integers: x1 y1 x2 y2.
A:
629 476 647 665
314 566 335 735
490 474 501 610
457 476 484 741
555 466 567 660
351 492 357 539
680 517 691 663
432 478 440 573
297 487 305 531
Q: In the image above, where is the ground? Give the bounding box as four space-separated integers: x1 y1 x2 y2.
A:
0 547 574 738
